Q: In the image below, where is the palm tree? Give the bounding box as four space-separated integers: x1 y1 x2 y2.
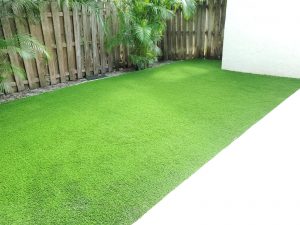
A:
107 0 197 70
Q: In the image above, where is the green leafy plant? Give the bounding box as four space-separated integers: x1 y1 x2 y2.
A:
106 0 196 70
0 0 43 21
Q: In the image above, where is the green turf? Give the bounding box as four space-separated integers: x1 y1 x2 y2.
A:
1 60 300 224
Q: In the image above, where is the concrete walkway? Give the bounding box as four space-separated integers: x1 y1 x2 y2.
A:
134 90 300 225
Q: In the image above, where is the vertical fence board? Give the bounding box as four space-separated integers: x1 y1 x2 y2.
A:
188 16 194 58
112 7 120 70
40 9 57 85
97 7 106 74
13 9 36 89
73 5 82 79
163 20 171 60
194 6 201 57
28 22 47 87
106 5 113 72
51 2 66 82
1 18 25 91
200 4 207 57
176 11 182 59
211 0 221 58
91 11 99 75
97 19 106 74
182 17 187 58
169 18 173 59
163 29 168 60
206 0 215 58
82 5 91 77
171 16 177 59
219 0 227 58
186 18 190 58
166 19 172 60
63 4 76 80
98 2 107 74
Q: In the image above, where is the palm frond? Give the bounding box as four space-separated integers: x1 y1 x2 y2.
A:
0 34 50 60
176 0 196 19
0 0 43 21
133 21 152 45
0 34 49 93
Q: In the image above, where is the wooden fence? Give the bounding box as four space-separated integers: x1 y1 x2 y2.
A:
0 0 227 93
163 0 227 60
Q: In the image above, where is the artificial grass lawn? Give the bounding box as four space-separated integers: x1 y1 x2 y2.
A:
1 60 300 225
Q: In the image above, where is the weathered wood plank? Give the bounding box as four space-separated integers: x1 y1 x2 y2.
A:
166 19 172 60
171 15 177 59
106 5 113 72
51 2 66 82
28 22 47 87
216 0 223 58
177 10 182 59
72 4 82 79
91 11 99 75
163 27 168 60
195 5 201 57
82 5 91 77
219 0 227 59
112 6 120 70
167 19 172 59
40 8 57 85
12 8 36 89
182 16 187 59
1 18 25 91
206 0 215 58
199 3 207 57
63 4 76 80
188 16 194 58
98 2 107 74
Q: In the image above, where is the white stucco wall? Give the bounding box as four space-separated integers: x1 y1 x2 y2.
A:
222 0 300 78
